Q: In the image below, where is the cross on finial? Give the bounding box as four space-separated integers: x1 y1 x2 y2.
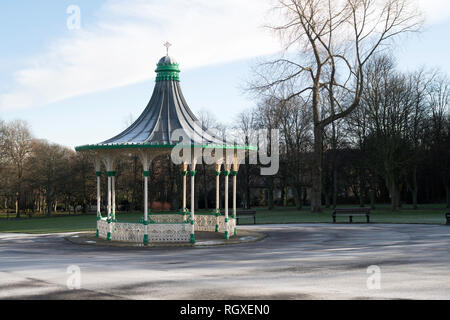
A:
164 41 172 56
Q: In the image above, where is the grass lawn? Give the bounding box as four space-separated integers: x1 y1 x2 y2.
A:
247 205 447 225
0 204 448 234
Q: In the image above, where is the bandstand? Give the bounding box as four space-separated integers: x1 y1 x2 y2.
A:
75 46 256 245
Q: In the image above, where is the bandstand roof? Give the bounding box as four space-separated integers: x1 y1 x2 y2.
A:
75 54 255 152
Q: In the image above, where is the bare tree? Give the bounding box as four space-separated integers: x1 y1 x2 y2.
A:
197 109 226 209
30 140 72 216
234 108 260 209
426 74 450 208
0 120 33 218
366 56 406 210
405 69 435 209
0 120 9 215
0 119 6 172
252 0 422 212
253 97 283 209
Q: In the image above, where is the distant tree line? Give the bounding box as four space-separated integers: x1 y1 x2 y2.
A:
0 0 448 218
0 112 240 218
244 0 449 211
239 55 450 211
0 56 448 218
0 120 94 218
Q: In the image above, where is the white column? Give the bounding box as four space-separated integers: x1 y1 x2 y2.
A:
112 174 116 221
143 171 149 245
232 169 238 236
102 156 115 241
189 156 198 244
215 163 221 232
97 174 101 216
94 159 102 238
140 151 151 245
224 165 230 240
233 173 237 216
144 175 148 221
190 169 196 243
95 171 101 238
107 174 112 240
182 163 188 216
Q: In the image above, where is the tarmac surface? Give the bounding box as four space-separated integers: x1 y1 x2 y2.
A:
0 223 449 300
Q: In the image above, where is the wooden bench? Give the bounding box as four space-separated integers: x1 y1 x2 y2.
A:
332 208 371 223
446 213 450 225
221 210 257 225
236 210 257 225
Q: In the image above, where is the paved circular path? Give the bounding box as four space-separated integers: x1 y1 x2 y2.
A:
65 229 267 247
0 224 449 300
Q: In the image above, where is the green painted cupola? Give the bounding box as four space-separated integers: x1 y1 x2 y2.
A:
155 56 180 82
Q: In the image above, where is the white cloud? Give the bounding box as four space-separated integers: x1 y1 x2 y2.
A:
0 0 279 110
2 0 449 110
416 0 450 24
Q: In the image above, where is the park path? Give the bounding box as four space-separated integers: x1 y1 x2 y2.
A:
0 224 449 299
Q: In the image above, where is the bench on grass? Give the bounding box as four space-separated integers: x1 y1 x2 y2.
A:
236 210 257 225
332 208 371 223
220 210 257 225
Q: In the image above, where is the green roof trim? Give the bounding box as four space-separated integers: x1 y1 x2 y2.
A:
75 143 258 152
155 62 180 82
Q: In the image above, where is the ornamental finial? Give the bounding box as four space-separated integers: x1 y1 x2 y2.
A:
164 41 172 56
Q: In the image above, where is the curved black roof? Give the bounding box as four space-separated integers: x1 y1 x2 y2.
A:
75 56 254 152
101 78 223 146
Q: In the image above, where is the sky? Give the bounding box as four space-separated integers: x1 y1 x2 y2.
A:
1 0 450 149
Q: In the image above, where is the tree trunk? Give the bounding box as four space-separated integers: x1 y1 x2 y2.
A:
325 191 330 208
149 162 154 210
267 177 274 210
245 163 251 209
359 170 365 207
132 156 138 211
412 187 418 210
311 124 323 212
332 162 338 209
446 186 450 209
390 180 400 211
47 193 52 216
81 164 88 214
331 120 338 209
169 162 178 210
370 188 376 210
15 179 21 219
202 163 208 210
195 177 199 211
407 166 419 210
4 198 9 220
15 195 20 219
281 186 287 207
293 185 303 210
370 175 376 210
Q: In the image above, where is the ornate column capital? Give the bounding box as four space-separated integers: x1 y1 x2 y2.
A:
106 171 116 177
